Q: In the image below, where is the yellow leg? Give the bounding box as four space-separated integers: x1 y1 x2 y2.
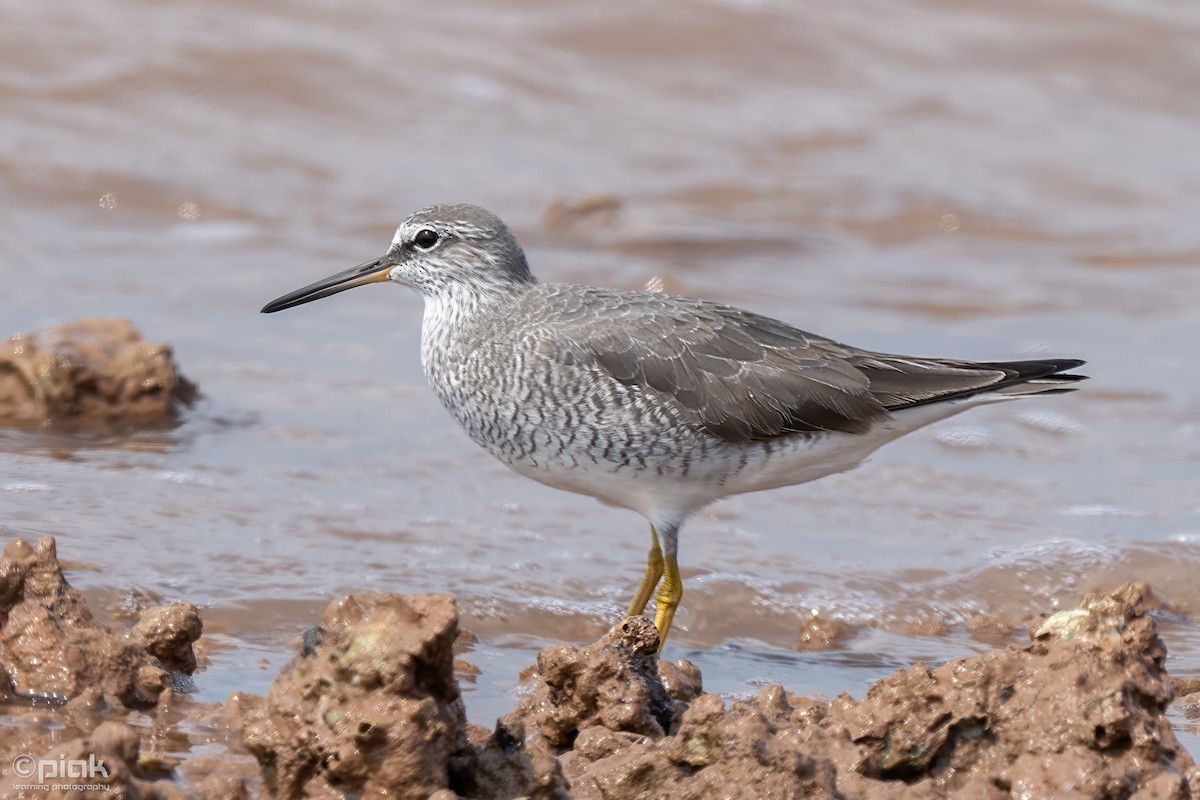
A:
626 526 663 617
652 553 683 652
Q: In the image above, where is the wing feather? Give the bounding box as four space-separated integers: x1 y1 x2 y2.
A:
524 285 1085 445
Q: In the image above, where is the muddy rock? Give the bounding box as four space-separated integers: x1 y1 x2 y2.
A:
0 318 196 426
505 616 683 748
10 537 1196 798
0 536 202 707
455 615 837 800
565 689 842 800
657 655 703 704
797 614 856 651
458 585 1196 799
820 583 1197 798
7 542 1191 799
236 593 468 800
453 617 689 799
132 602 205 674
903 613 950 638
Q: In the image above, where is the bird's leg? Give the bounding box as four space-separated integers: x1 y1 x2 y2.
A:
626 525 664 617
652 523 683 652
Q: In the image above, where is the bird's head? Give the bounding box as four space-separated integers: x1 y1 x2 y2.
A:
261 204 534 313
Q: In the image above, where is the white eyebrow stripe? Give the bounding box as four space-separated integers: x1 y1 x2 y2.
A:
391 226 406 246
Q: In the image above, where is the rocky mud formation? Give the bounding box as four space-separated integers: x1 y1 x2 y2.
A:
0 536 202 708
0 535 1196 799
0 319 197 426
0 536 206 799
234 593 468 799
232 583 1198 799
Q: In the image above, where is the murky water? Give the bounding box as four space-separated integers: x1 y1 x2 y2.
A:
3 0 1198 753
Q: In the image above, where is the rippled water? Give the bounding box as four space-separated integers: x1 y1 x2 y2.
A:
2 0 1198 752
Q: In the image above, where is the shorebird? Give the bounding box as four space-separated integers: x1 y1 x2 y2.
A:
262 204 1085 649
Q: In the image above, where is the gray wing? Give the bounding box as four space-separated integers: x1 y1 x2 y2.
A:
527 286 1085 444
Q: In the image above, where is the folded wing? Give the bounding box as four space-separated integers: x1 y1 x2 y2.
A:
539 288 1086 444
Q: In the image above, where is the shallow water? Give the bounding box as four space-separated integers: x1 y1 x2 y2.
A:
2 0 1199 755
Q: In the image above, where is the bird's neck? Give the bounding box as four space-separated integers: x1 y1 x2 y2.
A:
419 280 530 371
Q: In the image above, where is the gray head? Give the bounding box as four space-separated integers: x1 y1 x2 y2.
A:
261 204 534 313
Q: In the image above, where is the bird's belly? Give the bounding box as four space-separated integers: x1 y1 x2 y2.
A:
478 400 982 519
437 397 730 515
428 359 989 519
500 447 735 519
459 417 857 520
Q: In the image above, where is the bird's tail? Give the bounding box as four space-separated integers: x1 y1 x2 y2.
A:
978 359 1088 397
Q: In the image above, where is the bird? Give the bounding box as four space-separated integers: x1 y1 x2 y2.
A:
261 203 1086 650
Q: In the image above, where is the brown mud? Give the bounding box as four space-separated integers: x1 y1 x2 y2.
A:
0 320 196 427
0 536 1197 799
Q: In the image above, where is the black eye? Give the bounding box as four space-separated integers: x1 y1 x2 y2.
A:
413 229 439 250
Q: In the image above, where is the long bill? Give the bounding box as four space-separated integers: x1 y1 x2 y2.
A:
260 257 392 313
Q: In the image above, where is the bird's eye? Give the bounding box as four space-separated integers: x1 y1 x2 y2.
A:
413 229 440 250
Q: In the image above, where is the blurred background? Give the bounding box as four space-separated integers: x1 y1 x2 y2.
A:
1 0 1197 749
